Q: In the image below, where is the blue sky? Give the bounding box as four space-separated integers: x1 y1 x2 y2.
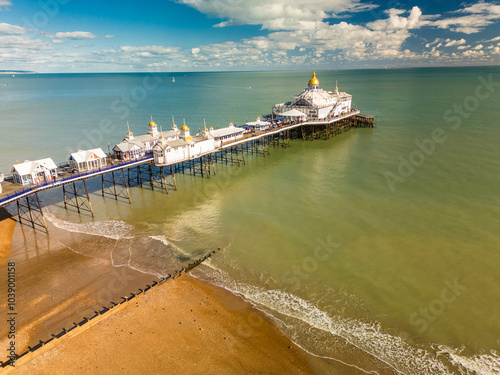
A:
0 0 499 72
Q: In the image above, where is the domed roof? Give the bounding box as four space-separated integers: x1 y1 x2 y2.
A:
149 121 157 127
181 124 189 131
308 71 319 86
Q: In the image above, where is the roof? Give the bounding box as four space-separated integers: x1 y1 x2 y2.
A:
279 109 307 117
133 129 178 143
211 126 245 138
192 133 212 142
246 120 271 126
69 148 107 163
113 140 145 153
154 138 189 150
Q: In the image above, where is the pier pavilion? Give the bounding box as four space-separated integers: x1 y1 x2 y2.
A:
11 158 58 185
272 72 352 121
69 148 107 172
113 120 180 160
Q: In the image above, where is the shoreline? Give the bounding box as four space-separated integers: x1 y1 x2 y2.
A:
7 275 315 374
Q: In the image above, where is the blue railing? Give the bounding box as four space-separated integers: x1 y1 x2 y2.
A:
0 156 153 207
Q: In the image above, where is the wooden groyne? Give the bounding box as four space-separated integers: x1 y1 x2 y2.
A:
0 248 220 371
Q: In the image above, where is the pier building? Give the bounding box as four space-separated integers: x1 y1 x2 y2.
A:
0 71 374 233
113 120 180 160
245 117 271 132
11 158 58 185
153 123 216 165
210 122 245 147
272 72 352 121
69 148 107 172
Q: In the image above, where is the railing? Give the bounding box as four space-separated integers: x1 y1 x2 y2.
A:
0 155 154 207
0 112 364 207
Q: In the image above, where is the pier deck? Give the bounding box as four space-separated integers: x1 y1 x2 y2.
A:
0 110 374 228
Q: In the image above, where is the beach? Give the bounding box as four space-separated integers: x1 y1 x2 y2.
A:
0 212 316 375
9 276 315 375
0 209 16 267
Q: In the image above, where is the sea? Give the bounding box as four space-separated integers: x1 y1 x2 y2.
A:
0 67 499 374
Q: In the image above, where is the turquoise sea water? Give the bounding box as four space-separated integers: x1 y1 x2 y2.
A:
1 68 499 374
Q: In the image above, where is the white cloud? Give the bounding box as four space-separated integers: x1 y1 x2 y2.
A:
54 31 102 40
485 36 500 42
120 45 180 55
52 39 64 44
0 35 52 49
474 44 484 49
457 45 471 50
0 22 25 35
178 0 378 30
0 0 11 10
444 38 466 47
423 2 500 34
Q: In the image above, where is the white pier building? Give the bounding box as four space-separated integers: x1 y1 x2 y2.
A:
272 72 352 121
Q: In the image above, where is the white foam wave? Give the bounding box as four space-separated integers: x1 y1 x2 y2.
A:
438 346 500 375
149 235 169 246
44 211 133 240
200 266 453 375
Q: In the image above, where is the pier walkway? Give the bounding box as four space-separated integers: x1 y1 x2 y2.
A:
0 110 373 231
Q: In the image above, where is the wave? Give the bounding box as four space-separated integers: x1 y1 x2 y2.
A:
44 211 134 240
198 264 454 375
438 346 500 375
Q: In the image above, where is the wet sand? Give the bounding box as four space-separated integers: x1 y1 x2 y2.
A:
10 276 314 374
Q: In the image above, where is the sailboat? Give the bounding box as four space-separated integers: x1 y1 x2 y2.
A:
172 77 175 83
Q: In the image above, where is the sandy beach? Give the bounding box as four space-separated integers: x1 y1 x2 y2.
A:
0 209 16 266
8 275 314 374
0 210 315 374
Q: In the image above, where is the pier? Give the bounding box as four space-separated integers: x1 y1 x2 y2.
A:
0 112 374 232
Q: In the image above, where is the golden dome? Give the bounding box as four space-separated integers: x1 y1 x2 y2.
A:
308 71 319 86
181 124 189 131
149 121 157 127
202 126 208 130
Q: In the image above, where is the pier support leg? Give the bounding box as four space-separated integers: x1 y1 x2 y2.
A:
63 181 94 216
16 193 48 232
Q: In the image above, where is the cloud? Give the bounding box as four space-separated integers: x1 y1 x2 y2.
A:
178 0 378 30
0 35 52 49
423 1 500 34
444 38 466 47
485 36 500 42
54 31 107 40
0 0 11 10
119 45 181 56
0 22 25 35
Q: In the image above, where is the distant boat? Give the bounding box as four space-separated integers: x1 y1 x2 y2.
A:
12 74 15 77
172 77 175 83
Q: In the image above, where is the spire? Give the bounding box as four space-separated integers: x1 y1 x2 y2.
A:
334 80 339 94
125 121 134 140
